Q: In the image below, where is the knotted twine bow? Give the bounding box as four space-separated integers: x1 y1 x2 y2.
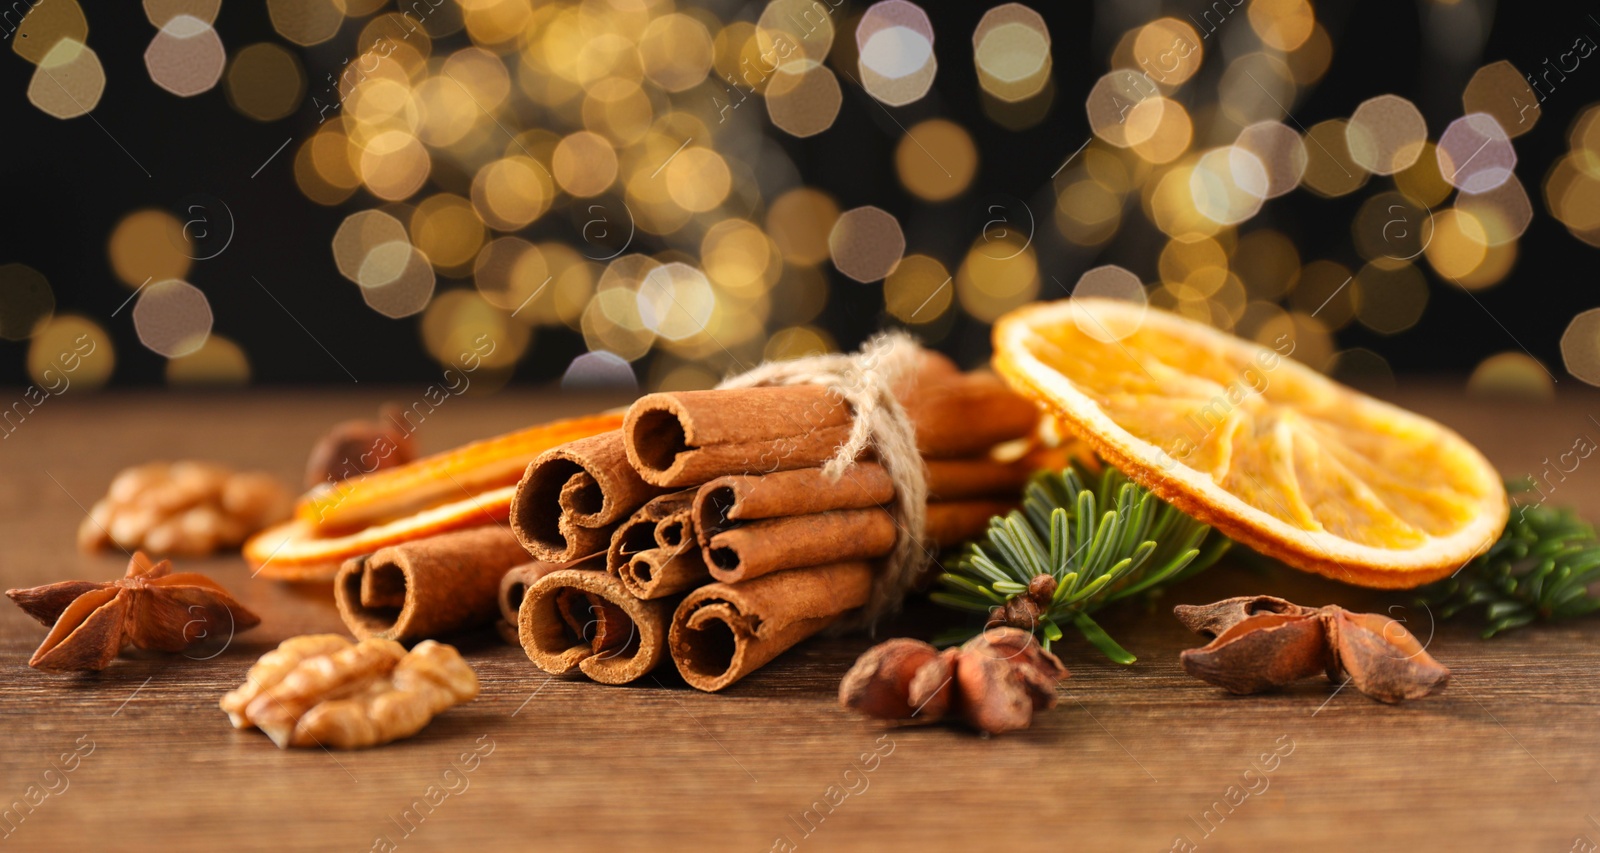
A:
717 331 930 629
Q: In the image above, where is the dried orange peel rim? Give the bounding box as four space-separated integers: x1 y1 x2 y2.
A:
245 486 518 581
993 298 1508 589
298 412 623 532
248 412 623 581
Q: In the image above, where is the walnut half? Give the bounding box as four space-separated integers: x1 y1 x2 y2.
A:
221 635 479 749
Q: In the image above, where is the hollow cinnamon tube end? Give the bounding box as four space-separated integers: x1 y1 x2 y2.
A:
517 568 671 685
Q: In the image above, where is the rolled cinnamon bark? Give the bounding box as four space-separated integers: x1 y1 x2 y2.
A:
692 464 895 546
499 553 603 626
670 561 874 692
606 490 697 573
618 546 707 599
926 499 1018 548
512 430 665 562
335 525 532 643
624 386 856 488
925 457 1034 501
703 509 896 583
905 373 1040 458
518 568 673 685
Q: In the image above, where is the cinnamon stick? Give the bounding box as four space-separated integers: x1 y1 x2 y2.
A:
670 561 874 692
606 490 698 573
618 546 708 599
703 509 897 583
518 568 673 685
334 525 531 643
925 457 1033 501
511 430 665 562
905 372 1040 458
499 553 603 626
692 464 895 546
926 500 1017 548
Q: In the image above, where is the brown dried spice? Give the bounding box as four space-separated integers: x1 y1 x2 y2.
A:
221 634 479 749
839 627 1069 735
1176 596 1450 704
7 551 260 672
304 403 419 489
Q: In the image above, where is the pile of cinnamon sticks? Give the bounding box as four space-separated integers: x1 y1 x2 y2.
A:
332 351 1040 692
502 351 1039 691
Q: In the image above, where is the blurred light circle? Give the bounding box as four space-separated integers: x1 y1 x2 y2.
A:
332 210 409 284
700 219 774 293
1233 230 1300 301
1352 191 1433 263
1234 122 1307 198
1131 18 1202 86
765 65 842 138
1072 265 1146 342
766 325 836 361
562 351 637 392
1396 142 1453 207
225 42 305 121
857 1 936 107
895 119 977 201
357 241 413 289
267 0 344 47
145 15 225 97
756 0 835 73
1467 352 1554 400
1301 119 1369 198
1354 262 1428 335
109 209 192 287
956 237 1037 323
1128 97 1191 165
664 146 732 212
28 314 113 391
1086 71 1159 148
27 39 105 119
421 289 529 369
884 254 952 324
1219 52 1295 126
1563 308 1600 386
358 130 431 201
133 279 212 358
637 262 715 341
1248 0 1315 51
144 0 220 27
471 156 553 231
1423 208 1489 280
166 335 249 386
767 188 839 266
829 206 905 283
972 3 1051 103
0 264 55 341
638 13 714 93
1437 114 1516 194
552 131 618 198
410 193 485 273
1463 60 1539 139
13 0 89 66
362 246 435 319
1287 260 1357 331
1346 94 1427 176
442 47 511 112
1191 147 1266 225
1457 176 1532 246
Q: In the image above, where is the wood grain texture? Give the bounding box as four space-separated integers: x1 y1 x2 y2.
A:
1 388 1598 852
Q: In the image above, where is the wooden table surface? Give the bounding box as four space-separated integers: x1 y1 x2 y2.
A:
1 386 1597 852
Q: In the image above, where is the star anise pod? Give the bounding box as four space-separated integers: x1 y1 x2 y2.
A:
7 552 261 672
1175 596 1450 704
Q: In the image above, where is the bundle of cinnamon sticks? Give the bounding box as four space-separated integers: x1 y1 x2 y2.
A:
501 351 1040 692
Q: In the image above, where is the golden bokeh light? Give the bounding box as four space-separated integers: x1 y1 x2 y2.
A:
765 65 843 138
411 194 486 274
756 0 835 73
0 264 55 341
145 15 225 97
765 325 836 361
1423 208 1489 281
332 209 408 283
1190 147 1265 225
552 131 619 198
639 13 714 92
27 38 104 119
1354 262 1428 335
1232 229 1300 301
1467 352 1554 400
1457 176 1532 246
144 0 220 27
1129 98 1192 165
267 0 344 47
856 0 936 107
471 156 553 231
361 245 436 318
955 236 1038 323
1248 0 1315 51
109 209 191 287
1346 95 1427 176
422 289 529 369
358 130 433 201
1438 114 1516 193
1234 122 1306 199
637 262 715 342
1395 141 1453 207
1563 308 1600 386
1131 18 1201 87
973 3 1051 103
767 188 839 267
1300 119 1369 197
1219 53 1294 126
1463 60 1539 139
884 254 952 324
27 314 113 392
1287 260 1356 331
1087 71 1161 148
226 42 306 121
13 0 88 65
167 335 250 386
829 207 905 283
895 119 977 201
132 280 212 358
664 146 733 212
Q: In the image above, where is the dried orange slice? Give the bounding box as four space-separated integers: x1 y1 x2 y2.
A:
993 298 1507 588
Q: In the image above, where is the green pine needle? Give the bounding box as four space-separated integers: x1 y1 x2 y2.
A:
1421 480 1600 638
934 461 1231 663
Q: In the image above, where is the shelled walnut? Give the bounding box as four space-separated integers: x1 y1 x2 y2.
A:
221 635 479 749
77 461 291 557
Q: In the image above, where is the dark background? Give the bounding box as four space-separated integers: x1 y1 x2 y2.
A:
0 0 1584 386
